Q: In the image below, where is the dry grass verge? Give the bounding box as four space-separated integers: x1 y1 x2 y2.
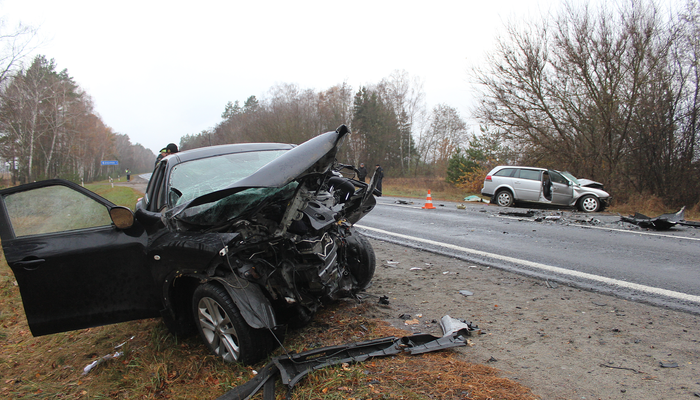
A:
382 177 471 202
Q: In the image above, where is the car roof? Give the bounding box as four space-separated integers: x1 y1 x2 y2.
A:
494 165 547 171
166 143 295 165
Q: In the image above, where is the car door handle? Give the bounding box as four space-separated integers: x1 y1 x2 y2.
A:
15 258 45 270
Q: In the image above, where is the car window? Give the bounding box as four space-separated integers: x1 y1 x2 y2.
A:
146 163 167 211
153 163 169 211
494 168 516 177
517 169 542 180
169 150 288 206
561 171 581 185
3 185 112 237
549 171 568 184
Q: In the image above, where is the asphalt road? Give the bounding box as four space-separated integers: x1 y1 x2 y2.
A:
357 196 700 315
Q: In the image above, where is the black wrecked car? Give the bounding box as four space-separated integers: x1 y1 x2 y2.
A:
0 125 377 364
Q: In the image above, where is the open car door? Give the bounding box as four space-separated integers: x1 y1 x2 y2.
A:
0 180 161 336
548 170 574 205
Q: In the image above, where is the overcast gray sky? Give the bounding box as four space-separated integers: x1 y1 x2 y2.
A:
3 0 560 153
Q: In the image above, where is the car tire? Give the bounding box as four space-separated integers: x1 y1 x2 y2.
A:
192 282 272 365
495 190 514 207
578 195 600 212
345 232 376 292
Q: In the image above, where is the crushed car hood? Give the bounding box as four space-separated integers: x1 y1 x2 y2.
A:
166 126 349 220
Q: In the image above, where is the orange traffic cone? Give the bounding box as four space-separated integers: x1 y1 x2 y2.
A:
422 190 436 209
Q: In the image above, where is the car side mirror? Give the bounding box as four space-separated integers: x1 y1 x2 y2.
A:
109 206 135 230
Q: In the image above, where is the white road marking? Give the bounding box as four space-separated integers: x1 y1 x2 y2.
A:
357 225 700 304
382 203 419 209
495 214 700 241
575 224 700 241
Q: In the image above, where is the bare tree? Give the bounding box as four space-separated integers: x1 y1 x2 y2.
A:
472 0 700 204
419 104 467 174
377 70 426 175
0 18 38 86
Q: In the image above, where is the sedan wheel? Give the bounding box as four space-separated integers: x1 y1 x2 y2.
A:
496 190 514 207
192 283 271 365
578 195 600 212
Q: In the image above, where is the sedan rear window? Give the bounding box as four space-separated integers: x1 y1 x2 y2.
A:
494 168 516 177
517 169 542 180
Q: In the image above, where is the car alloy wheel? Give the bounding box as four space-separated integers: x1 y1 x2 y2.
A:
496 190 514 207
196 295 240 363
192 282 271 364
579 195 600 212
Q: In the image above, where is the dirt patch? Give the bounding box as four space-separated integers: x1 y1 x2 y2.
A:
363 239 700 400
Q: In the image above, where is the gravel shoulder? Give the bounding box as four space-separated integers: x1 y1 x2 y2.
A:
363 238 700 400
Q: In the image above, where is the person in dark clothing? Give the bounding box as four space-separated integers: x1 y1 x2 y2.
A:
155 148 167 166
374 164 384 196
357 163 368 182
155 143 180 167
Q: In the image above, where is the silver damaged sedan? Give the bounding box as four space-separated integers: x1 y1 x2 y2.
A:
481 166 610 212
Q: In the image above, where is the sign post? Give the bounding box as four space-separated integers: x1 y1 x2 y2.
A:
101 160 119 183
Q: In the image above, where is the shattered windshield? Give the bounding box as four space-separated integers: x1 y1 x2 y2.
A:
177 182 298 226
168 150 288 207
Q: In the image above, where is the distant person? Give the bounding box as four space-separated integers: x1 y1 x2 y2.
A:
125 169 131 182
357 163 367 182
374 164 384 196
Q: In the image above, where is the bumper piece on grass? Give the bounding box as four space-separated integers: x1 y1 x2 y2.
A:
216 315 480 400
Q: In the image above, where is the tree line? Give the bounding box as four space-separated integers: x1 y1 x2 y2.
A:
181 73 473 179
0 20 154 186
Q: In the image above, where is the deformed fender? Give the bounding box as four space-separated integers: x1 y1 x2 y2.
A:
214 277 277 330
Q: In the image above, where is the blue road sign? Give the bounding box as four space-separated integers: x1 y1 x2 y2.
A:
101 160 119 166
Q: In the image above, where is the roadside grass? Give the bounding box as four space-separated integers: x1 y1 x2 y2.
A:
381 177 468 202
84 184 142 210
383 177 700 220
